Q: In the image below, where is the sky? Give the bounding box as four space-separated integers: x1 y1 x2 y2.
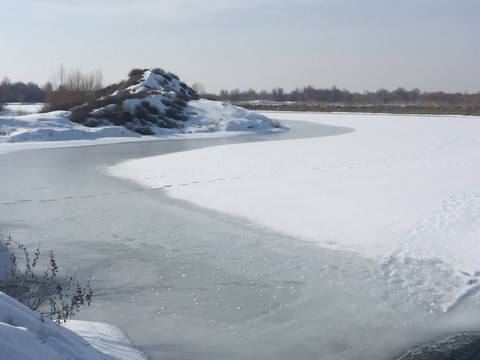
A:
1 0 479 94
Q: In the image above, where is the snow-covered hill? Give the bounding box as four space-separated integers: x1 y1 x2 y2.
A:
0 69 285 148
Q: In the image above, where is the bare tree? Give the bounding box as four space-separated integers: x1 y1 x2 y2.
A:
44 64 104 111
191 82 205 94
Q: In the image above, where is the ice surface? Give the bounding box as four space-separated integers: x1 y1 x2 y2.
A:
110 112 480 273
1 112 480 359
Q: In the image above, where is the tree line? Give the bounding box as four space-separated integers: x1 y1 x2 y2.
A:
0 77 47 103
1 65 103 112
216 86 480 106
2 73 479 108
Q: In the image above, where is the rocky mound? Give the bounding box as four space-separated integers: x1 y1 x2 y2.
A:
70 68 198 135
69 68 282 135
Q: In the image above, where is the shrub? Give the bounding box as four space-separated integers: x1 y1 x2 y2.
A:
162 73 173 82
132 126 154 135
271 118 283 128
173 96 187 109
161 98 172 107
169 72 179 80
69 104 93 124
0 234 93 324
70 90 148 125
135 102 162 123
43 65 103 112
93 104 129 126
151 68 166 75
134 103 152 122
128 68 145 77
165 106 187 121
186 88 199 100
159 117 178 129
140 100 159 115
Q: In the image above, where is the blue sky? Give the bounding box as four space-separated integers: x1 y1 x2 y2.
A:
1 0 479 93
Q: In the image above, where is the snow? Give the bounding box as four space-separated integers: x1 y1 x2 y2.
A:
0 100 284 154
0 102 284 359
0 103 45 116
126 70 181 93
0 111 143 154
109 111 480 282
186 99 282 133
2 106 480 357
0 292 148 360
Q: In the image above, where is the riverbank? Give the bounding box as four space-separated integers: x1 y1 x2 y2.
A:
240 103 480 116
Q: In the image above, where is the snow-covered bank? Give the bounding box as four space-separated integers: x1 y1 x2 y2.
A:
0 101 285 155
109 111 480 309
0 292 147 360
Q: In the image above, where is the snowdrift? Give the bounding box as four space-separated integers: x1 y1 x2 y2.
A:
0 291 147 360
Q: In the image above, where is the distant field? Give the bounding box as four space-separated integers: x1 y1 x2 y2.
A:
239 103 480 116
1 103 45 115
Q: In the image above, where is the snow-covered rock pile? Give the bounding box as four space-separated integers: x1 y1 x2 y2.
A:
70 68 198 134
70 68 283 135
0 75 285 146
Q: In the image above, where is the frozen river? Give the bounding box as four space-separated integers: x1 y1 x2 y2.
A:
1 118 480 359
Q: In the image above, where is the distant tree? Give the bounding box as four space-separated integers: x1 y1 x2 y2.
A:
271 87 285 102
351 92 368 104
1 76 11 87
42 82 53 94
391 87 409 104
0 79 45 103
0 78 7 103
407 88 421 104
375 88 391 104
191 82 206 94
330 86 343 103
216 83 480 110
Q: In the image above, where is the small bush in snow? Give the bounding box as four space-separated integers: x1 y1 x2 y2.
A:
271 118 283 128
132 125 154 135
0 234 93 324
161 98 172 107
165 107 187 121
128 68 145 77
162 73 173 82
140 100 160 115
172 96 187 109
94 104 132 126
151 68 166 75
169 72 179 80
